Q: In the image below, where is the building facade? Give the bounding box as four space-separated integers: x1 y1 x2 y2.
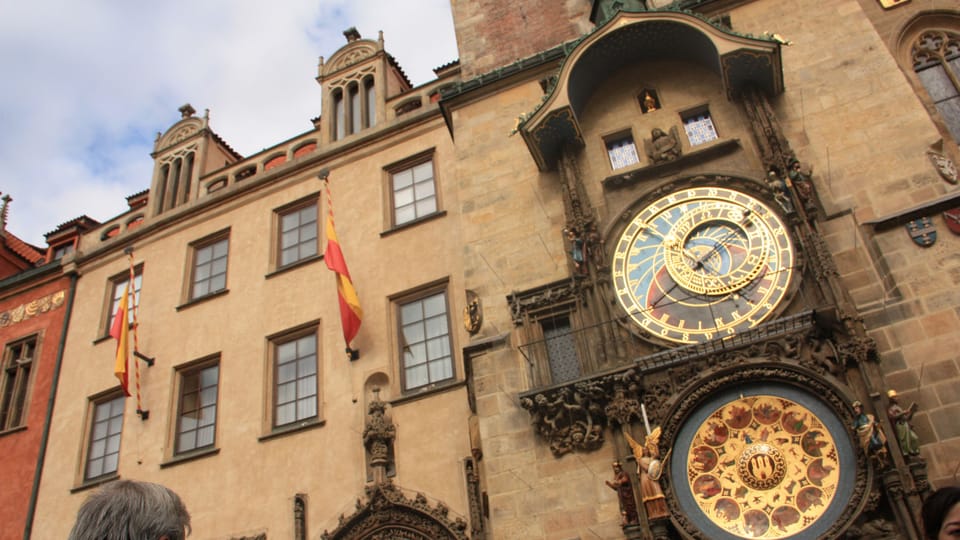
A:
29 0 960 539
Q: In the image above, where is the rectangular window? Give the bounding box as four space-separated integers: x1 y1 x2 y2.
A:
605 135 640 169
84 393 125 481
391 159 437 226
682 110 719 146
191 235 229 300
175 362 219 454
399 290 453 391
542 316 581 384
273 332 318 428
106 270 142 334
278 202 319 268
0 336 36 430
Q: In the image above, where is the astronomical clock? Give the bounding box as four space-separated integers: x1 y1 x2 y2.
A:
608 179 865 539
611 185 795 345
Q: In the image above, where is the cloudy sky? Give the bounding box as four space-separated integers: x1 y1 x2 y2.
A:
0 1 459 245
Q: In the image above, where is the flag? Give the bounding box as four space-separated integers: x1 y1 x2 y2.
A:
325 182 363 348
110 283 131 396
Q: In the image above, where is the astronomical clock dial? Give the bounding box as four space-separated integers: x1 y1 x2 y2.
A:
612 186 795 344
672 388 856 540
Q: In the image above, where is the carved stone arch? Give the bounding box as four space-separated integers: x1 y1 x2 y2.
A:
323 40 380 78
156 117 204 154
321 482 469 540
657 359 869 540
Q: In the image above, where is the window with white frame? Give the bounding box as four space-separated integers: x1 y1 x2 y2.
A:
84 392 125 481
390 157 438 226
398 289 453 391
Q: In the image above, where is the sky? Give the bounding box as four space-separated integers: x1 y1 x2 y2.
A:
0 1 459 245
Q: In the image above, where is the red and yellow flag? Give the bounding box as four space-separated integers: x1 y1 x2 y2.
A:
109 283 131 396
325 181 363 348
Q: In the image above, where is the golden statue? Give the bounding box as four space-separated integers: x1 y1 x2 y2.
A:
625 427 669 519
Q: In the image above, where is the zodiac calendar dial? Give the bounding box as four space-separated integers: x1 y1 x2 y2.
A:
612 186 795 344
684 395 840 539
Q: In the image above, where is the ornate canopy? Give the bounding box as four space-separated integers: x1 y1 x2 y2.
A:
519 10 784 171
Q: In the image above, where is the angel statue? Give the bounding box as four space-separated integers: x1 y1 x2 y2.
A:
624 427 669 519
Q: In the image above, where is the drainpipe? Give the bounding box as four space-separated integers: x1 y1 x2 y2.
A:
23 272 77 539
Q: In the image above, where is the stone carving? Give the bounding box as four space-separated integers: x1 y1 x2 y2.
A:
328 43 377 73
363 389 396 472
843 517 904 539
463 290 482 335
885 390 920 458
644 126 682 163
321 481 468 540
507 280 580 325
606 460 639 525
852 400 888 468
464 457 485 537
294 494 306 540
520 370 642 456
927 150 958 184
625 427 669 520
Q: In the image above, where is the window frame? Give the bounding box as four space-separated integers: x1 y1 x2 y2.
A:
393 281 456 394
187 230 230 302
273 195 321 271
910 28 960 142
81 389 126 483
603 130 641 170
171 356 220 457
0 335 39 432
386 150 441 229
680 105 719 146
266 322 322 433
103 265 143 338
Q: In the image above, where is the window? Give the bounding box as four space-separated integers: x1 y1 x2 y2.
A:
682 109 718 146
175 361 219 454
364 76 376 128
106 270 142 333
190 234 229 300
0 336 36 430
605 135 640 169
84 393 125 481
273 332 318 427
334 89 346 140
51 242 74 261
398 290 453 391
912 30 960 142
542 316 581 384
350 83 362 135
278 202 319 268
391 158 437 226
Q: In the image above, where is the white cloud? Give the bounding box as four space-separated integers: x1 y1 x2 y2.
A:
0 0 457 244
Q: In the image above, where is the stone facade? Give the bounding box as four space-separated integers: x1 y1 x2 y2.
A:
16 0 960 539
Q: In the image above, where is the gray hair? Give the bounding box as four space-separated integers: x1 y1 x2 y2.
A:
68 480 191 540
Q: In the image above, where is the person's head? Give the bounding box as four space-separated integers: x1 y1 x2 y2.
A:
853 401 863 414
923 486 960 540
68 480 191 540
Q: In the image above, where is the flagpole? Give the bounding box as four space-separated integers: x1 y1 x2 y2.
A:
124 247 150 420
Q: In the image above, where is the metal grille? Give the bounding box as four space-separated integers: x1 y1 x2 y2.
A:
543 319 580 384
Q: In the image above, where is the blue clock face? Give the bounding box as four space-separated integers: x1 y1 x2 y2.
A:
611 186 795 344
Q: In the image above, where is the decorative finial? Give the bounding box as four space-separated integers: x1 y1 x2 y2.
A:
178 103 196 118
0 194 11 233
343 27 361 42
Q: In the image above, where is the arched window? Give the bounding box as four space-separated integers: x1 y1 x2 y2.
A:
349 82 361 134
333 89 345 140
913 29 960 141
364 76 376 128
